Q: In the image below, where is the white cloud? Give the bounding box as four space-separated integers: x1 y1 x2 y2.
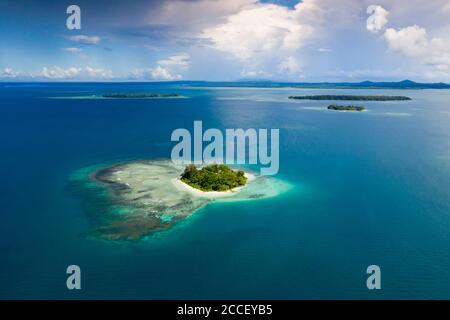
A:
364 3 450 78
278 56 302 76
194 0 365 79
68 35 101 44
128 66 182 81
40 66 113 79
157 53 190 69
1 67 33 79
383 26 450 73
84 67 114 78
1 67 20 78
61 47 83 53
42 67 80 79
128 53 189 80
316 47 333 53
126 69 144 80
383 25 428 57
1 66 114 81
150 66 181 80
200 2 317 60
196 0 341 79
366 5 389 33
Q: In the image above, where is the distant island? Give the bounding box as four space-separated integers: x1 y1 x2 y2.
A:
102 93 179 98
181 164 247 192
184 79 450 89
327 105 365 112
289 95 411 101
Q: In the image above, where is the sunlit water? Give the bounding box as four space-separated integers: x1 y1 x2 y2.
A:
0 83 449 299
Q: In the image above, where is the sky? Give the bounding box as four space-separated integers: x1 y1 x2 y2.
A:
1 0 450 82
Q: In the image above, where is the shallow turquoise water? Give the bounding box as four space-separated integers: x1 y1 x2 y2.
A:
0 83 449 299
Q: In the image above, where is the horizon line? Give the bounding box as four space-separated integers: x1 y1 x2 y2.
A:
1 79 450 85
0 79 450 88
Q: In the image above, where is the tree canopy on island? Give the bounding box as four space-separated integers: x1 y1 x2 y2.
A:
327 105 365 111
181 164 247 192
288 95 411 101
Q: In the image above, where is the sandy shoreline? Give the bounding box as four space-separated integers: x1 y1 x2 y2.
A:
171 172 255 198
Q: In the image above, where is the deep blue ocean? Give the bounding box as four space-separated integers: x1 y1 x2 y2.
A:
1 82 449 299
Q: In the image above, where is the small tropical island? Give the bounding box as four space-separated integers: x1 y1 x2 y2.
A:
180 164 247 192
288 95 411 101
327 105 366 112
102 93 180 98
70 160 290 240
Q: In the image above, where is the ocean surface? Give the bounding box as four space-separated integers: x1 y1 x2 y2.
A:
1 82 449 299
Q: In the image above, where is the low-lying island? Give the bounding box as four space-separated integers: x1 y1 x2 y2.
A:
102 93 180 98
327 105 366 112
289 95 411 101
70 160 290 241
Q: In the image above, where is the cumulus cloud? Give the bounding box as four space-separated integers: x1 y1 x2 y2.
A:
383 25 428 57
196 0 345 79
278 56 302 76
383 25 450 72
128 66 182 81
42 67 80 79
149 66 182 80
144 53 189 80
84 67 114 78
128 53 189 80
366 5 389 33
157 53 190 69
364 2 450 79
200 2 316 60
1 67 32 79
68 35 101 44
61 47 83 52
1 67 20 78
41 66 113 79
